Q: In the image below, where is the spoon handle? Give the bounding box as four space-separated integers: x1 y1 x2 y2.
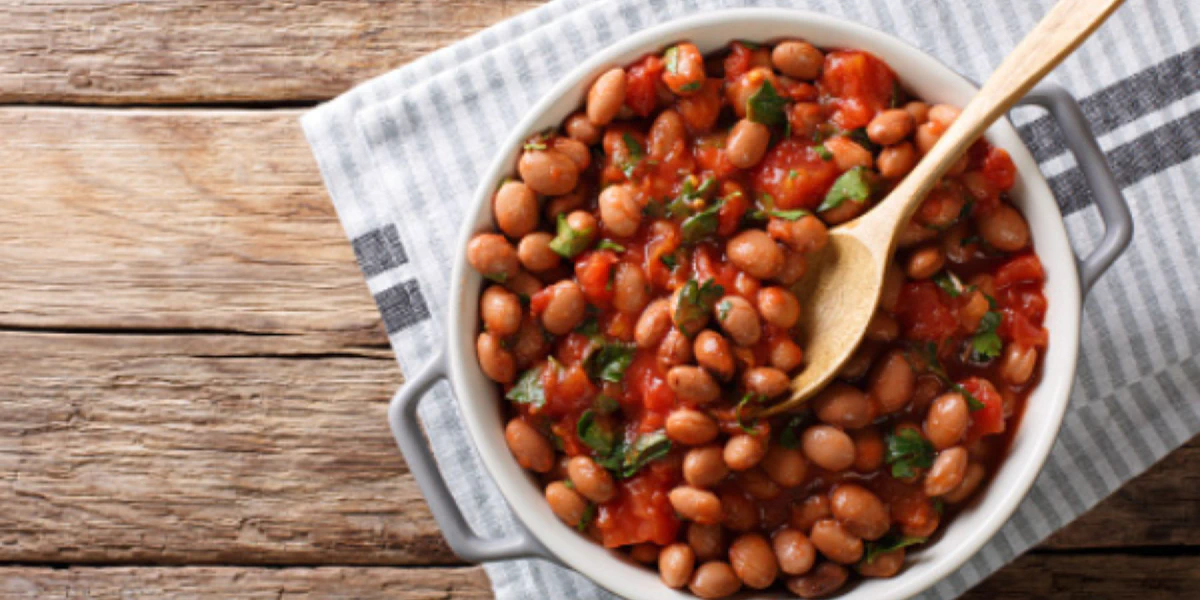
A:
865 0 1126 238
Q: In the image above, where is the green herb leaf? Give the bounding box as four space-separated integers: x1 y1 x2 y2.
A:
585 341 637 383
778 414 808 449
596 239 626 252
864 532 927 564
594 395 621 415
483 272 508 284
679 81 702 93
787 169 799 180
814 145 833 161
620 431 672 478
663 46 680 74
889 81 906 110
904 342 986 411
675 279 725 337
768 208 811 221
576 502 596 531
575 311 600 336
523 141 547 151
969 311 1004 362
737 40 761 50
746 80 789 127
681 201 722 244
548 213 594 258
735 392 766 433
932 270 966 298
506 366 546 408
818 166 873 212
577 409 617 456
885 428 936 479
845 127 881 154
660 253 679 270
620 133 645 178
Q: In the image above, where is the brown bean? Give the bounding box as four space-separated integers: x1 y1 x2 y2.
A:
467 233 520 282
504 418 553 473
476 332 516 383
770 337 806 372
598 183 641 237
857 548 905 578
668 365 720 405
744 367 791 398
801 425 856 472
720 490 759 532
692 330 735 380
809 519 864 564
684 446 730 488
879 261 904 313
729 533 778 589
677 78 723 132
635 298 673 349
658 328 694 369
865 310 899 342
726 67 779 118
518 149 578 196
791 495 832 533
869 349 916 414
944 461 987 503
659 543 696 589
768 215 829 254
917 183 967 229
1002 343 1038 386
565 112 601 145
851 427 885 473
540 280 586 335
688 523 727 561
726 119 771 168
545 481 587 527
904 101 930 124
671 286 711 337
648 109 687 159
824 136 874 171
773 528 816 576
928 103 961 129
979 203 1031 252
775 248 809 285
915 121 942 155
688 561 742 599
830 484 890 540
726 230 784 279
757 287 801 329
669 486 723 524
517 233 559 272
544 188 585 221
819 191 867 225
493 181 539 238
772 40 824 80
552 137 590 170
563 210 598 248
839 343 876 381
480 285 522 337
714 295 762 346
787 562 849 598
906 245 945 279
568 456 615 503
612 262 649 314
867 109 915 146
877 142 917 179
924 446 968 497
511 316 549 368
762 445 808 488
812 383 872 429
666 409 720 446
724 434 767 471
925 392 969 450
586 68 627 126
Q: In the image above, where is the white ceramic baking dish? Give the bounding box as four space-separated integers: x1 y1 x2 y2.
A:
389 8 1132 600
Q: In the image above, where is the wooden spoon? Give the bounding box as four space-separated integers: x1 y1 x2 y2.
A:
765 0 1124 416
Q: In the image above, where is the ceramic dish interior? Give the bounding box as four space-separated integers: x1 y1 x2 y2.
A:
446 8 1081 600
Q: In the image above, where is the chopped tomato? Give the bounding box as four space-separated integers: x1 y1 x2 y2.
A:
626 350 676 414
895 282 959 341
693 135 739 179
643 221 682 288
625 55 663 117
575 250 619 306
752 139 841 209
717 185 750 236
982 147 1017 191
961 377 1005 441
528 287 553 316
999 285 1048 324
692 244 739 290
543 362 596 417
819 50 896 130
995 254 1045 288
724 42 756 81
595 464 680 548
1002 309 1050 348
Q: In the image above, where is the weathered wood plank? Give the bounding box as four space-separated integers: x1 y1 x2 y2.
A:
0 107 381 345
0 0 544 104
0 331 456 565
964 553 1200 599
0 566 492 599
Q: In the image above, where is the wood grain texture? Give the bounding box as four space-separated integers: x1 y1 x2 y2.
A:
962 553 1200 599
0 0 543 105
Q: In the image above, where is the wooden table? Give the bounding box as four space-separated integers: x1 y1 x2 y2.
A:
0 2 1195 598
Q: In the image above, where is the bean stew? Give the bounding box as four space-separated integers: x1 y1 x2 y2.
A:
468 39 1047 598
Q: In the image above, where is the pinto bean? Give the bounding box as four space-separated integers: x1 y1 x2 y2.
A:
824 136 873 171
869 349 916 414
504 418 553 473
568 456 615 503
659 543 696 589
726 230 784 279
809 519 864 565
667 409 720 446
839 343 877 381
768 214 829 254
565 111 602 145
867 109 915 146
552 137 590 170
518 149 578 196
879 261 905 312
877 142 917 179
905 245 945 279
772 40 824 80
540 280 586 335
511 316 550 369
467 233 520 282
658 328 694 369
724 434 767 471
688 561 742 599
726 119 771 168
787 562 849 598
612 262 650 314
865 310 899 342
684 445 730 488
668 366 721 405
688 523 727 561
635 298 673 348
517 232 560 272
857 548 905 578
928 103 961 129
694 330 735 380
480 285 522 337
851 427 886 473
714 295 762 346
493 181 539 238
924 446 968 497
476 332 516 383
744 367 791 398
721 489 759 532
979 203 1031 251
738 467 782 500
757 287 801 329
925 392 969 450
812 383 872 429
801 425 856 472
762 445 808 488
775 248 809 285
770 337 806 372
773 528 816 576
791 494 832 533
629 543 660 564
944 461 987 503
729 533 778 589
545 481 587 527
586 68 627 126
598 183 642 237
915 121 942 155
648 109 687 159
1002 343 1038 386
830 484 890 540
669 486 723 524
904 101 930 124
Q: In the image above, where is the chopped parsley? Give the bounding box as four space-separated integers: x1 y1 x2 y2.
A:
681 201 723 244
735 392 766 433
594 395 621 415
584 341 637 383
884 428 936 479
596 239 626 252
746 79 789 127
577 502 596 531
768 208 811 221
659 253 679 270
675 278 724 337
679 81 702 93
817 166 874 212
506 365 546 408
787 169 799 180
932 270 967 297
905 342 986 411
576 409 616 456
814 145 833 161
663 46 680 74
969 311 1004 362
548 213 594 258
864 532 927 564
777 414 809 449
620 133 645 178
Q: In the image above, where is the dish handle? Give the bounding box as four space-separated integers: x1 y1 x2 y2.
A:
1019 84 1133 295
387 347 549 563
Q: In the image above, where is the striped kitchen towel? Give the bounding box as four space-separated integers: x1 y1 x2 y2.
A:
301 0 1200 597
